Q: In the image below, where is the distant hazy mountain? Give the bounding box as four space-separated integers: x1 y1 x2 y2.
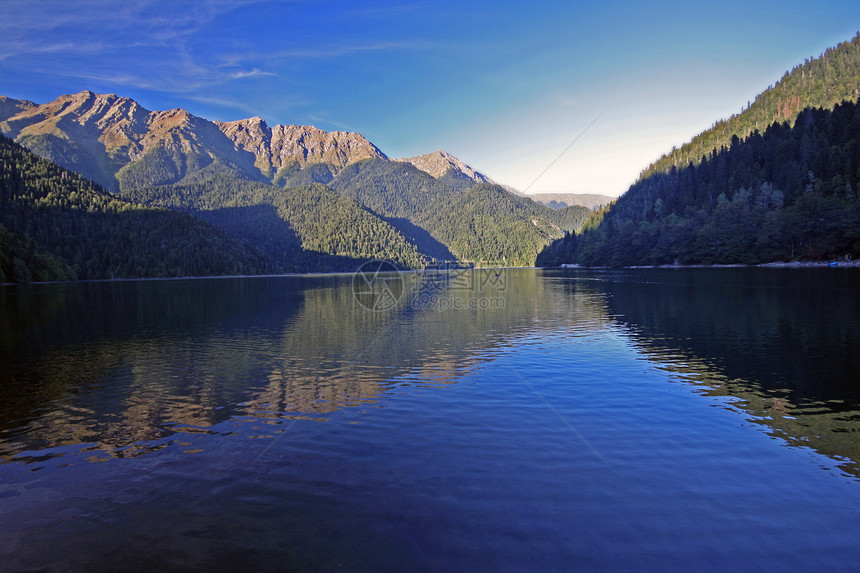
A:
528 193 613 210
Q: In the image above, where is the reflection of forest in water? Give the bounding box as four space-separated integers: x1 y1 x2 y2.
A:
3 268 858 478
582 268 860 478
0 271 609 462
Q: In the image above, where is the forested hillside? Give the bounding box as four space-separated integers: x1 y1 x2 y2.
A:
123 175 427 271
641 33 860 179
1 90 595 281
328 159 589 265
538 101 860 266
419 184 569 266
330 158 464 219
0 134 267 282
538 32 860 268
128 162 589 269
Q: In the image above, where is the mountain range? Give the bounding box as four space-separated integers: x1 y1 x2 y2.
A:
528 193 614 210
0 91 391 192
0 91 591 281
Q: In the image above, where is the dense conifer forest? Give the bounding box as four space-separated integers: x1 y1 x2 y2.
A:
126 160 589 270
0 132 589 282
124 174 428 271
538 33 860 267
1 88 593 282
0 135 268 282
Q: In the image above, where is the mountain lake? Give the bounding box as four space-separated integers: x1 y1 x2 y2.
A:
2 267 860 572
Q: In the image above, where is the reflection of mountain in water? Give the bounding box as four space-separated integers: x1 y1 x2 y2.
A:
7 268 855 478
0 271 607 462
585 268 860 478
0 278 307 458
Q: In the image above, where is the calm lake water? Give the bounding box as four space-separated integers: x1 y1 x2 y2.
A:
2 268 860 571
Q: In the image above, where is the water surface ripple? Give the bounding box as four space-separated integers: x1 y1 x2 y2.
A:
1 269 860 571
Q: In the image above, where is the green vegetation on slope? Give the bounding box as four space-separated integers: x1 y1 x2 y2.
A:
273 162 336 188
124 175 427 270
641 32 860 179
17 133 122 193
330 158 464 219
538 101 860 266
328 159 589 265
0 134 267 282
421 184 572 266
547 204 591 233
539 32 860 268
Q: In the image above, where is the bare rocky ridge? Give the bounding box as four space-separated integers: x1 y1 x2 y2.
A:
215 117 387 175
2 90 587 215
0 96 35 124
0 91 390 189
395 150 492 184
0 91 600 216
1 91 150 156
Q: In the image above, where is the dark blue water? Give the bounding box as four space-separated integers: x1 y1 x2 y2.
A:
2 268 860 571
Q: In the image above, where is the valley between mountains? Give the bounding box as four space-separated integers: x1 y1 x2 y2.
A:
7 31 860 283
0 91 592 281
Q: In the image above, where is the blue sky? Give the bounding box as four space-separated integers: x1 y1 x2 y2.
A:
2 1 859 196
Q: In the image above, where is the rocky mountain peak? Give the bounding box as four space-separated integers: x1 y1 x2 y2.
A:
395 149 492 183
0 96 35 124
215 117 272 146
0 90 151 147
0 90 498 194
216 122 388 174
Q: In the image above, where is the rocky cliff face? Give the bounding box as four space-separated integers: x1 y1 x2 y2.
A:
215 118 387 175
0 96 35 124
395 149 492 183
0 91 390 189
1 91 150 157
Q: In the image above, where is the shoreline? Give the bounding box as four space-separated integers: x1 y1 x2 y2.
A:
559 260 860 270
0 265 534 287
4 261 859 286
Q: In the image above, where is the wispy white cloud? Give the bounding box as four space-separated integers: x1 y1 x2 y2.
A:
186 94 276 118
50 70 163 92
307 114 361 132
0 0 423 96
272 41 423 59
227 68 279 80
0 41 93 62
214 40 429 70
0 0 265 34
0 0 279 59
